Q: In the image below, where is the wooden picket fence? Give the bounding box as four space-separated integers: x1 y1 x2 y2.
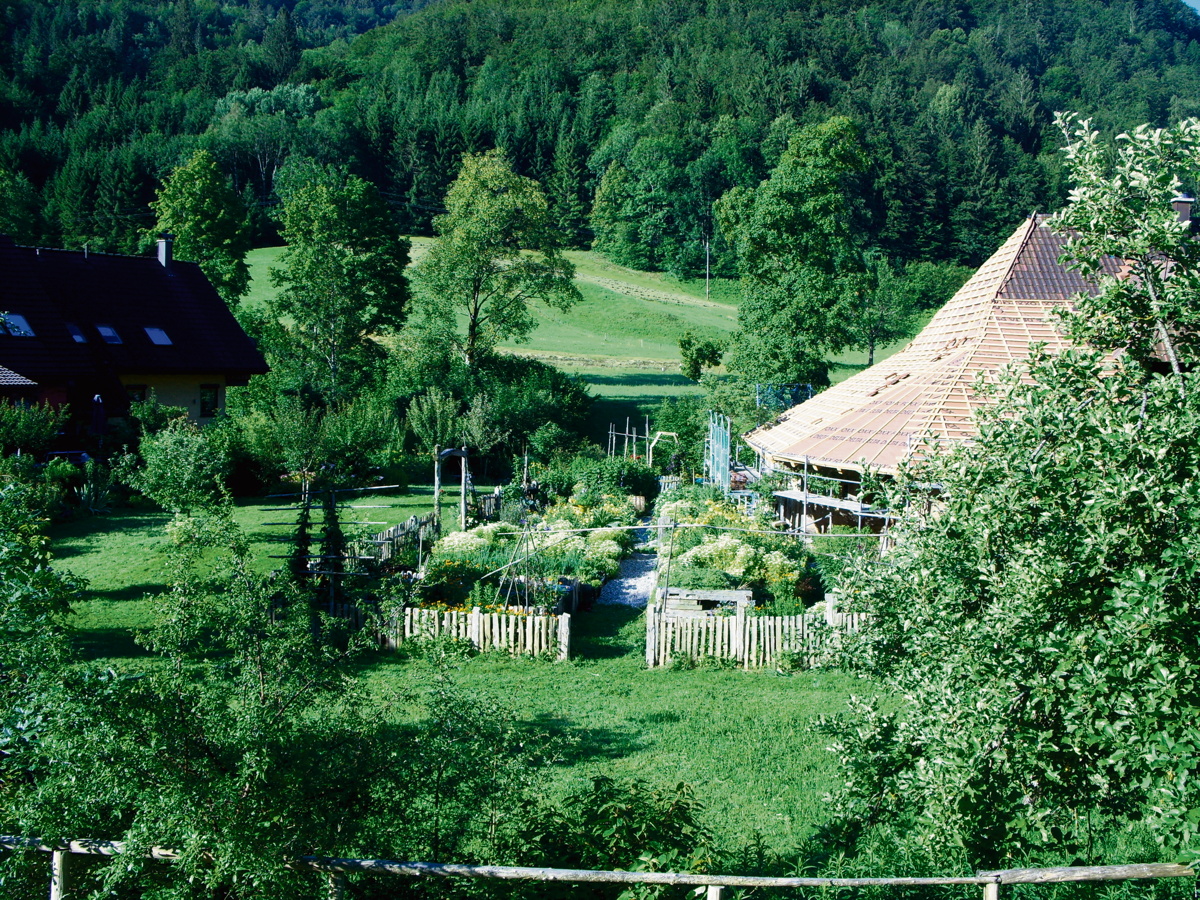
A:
385 606 571 660
645 603 868 669
356 512 440 563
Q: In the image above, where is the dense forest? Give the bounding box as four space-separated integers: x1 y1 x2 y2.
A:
3 0 1200 275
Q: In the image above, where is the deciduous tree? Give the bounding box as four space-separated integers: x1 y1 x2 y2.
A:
408 150 580 370
823 120 1200 871
716 117 868 386
268 172 410 404
151 148 252 306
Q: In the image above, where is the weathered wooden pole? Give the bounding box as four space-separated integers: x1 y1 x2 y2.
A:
645 602 658 667
50 848 72 900
328 871 347 899
707 886 724 900
432 445 442 525
459 447 468 532
982 881 999 900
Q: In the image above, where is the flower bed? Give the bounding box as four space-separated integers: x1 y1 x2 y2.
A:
653 488 820 611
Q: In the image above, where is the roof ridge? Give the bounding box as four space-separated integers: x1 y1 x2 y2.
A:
992 214 1041 301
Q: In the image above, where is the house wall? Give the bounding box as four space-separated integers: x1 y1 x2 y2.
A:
118 374 225 421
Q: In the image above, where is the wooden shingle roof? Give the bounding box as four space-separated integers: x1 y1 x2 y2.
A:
745 216 1120 476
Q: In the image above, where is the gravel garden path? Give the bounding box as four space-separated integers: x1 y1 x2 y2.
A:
596 525 657 608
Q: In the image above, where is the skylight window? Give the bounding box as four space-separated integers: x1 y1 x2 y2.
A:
144 327 173 346
96 324 122 344
66 323 87 343
2 314 35 337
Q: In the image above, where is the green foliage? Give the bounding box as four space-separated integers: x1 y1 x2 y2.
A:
408 386 461 456
123 417 229 514
408 149 582 369
0 165 41 244
150 148 251 305
1052 114 1200 378
0 401 65 457
655 492 815 608
0 481 78 821
535 454 659 503
678 331 725 382
515 776 714 900
128 390 189 436
827 351 1200 868
717 117 868 386
234 393 403 490
7 0 1200 264
820 121 1200 869
267 171 410 404
844 253 923 367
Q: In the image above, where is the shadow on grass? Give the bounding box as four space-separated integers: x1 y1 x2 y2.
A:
73 627 151 662
521 711 647 762
82 582 165 604
573 605 643 661
582 372 695 389
54 513 170 538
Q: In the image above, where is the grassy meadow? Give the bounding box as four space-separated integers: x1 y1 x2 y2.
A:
55 487 437 663
245 245 917 436
360 605 859 856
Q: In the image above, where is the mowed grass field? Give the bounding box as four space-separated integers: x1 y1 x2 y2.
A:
359 605 861 855
245 244 918 434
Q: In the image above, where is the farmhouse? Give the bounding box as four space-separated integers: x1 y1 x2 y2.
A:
0 234 267 432
744 209 1154 532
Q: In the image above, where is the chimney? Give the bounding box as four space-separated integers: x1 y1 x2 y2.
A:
1172 195 1193 224
157 233 174 269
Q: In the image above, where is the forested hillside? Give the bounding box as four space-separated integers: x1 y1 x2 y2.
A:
3 0 1200 273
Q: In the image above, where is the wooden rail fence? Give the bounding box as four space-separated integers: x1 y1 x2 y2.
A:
2 835 1192 900
386 606 570 660
356 512 440 563
646 603 868 669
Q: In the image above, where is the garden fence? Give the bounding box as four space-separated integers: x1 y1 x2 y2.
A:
4 834 1192 900
385 606 571 660
645 603 868 669
356 512 440 563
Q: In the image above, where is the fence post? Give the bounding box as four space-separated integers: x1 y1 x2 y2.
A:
50 849 71 900
558 613 571 661
706 887 723 900
729 602 739 667
645 603 658 668
327 872 347 900
983 882 999 900
470 607 482 650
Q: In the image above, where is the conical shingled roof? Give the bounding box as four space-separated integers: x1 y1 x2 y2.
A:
745 215 1120 476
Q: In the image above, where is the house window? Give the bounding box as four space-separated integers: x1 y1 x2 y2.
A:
2 313 35 336
144 327 172 346
66 323 87 343
199 384 220 417
126 385 147 403
96 324 122 344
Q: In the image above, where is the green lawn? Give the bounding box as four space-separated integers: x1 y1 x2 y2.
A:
53 487 438 664
243 245 285 312
359 606 859 855
53 505 861 855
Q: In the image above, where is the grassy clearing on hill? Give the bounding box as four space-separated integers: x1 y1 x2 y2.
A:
244 245 923 430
